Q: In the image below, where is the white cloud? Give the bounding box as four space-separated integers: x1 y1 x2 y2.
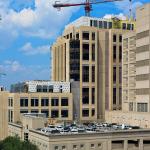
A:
115 0 143 18
0 0 81 47
20 42 50 55
103 13 127 20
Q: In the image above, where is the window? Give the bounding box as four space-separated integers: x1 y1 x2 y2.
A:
51 98 59 106
98 143 101 147
82 44 89 60
82 109 89 117
119 46 122 61
43 85 48 92
108 22 112 29
31 98 39 106
8 110 13 122
31 110 38 113
99 21 102 28
8 97 13 107
82 66 89 82
127 24 131 30
55 146 59 150
62 146 66 150
61 110 68 118
92 109 95 116
82 88 89 104
113 34 117 42
61 98 68 106
20 98 28 107
90 20 93 26
41 110 49 117
48 85 53 92
24 133 28 142
76 33 79 39
93 20 98 27
119 35 122 42
51 110 59 118
73 145 77 149
92 88 95 104
113 45 116 61
37 85 42 92
92 32 95 40
113 88 116 104
80 144 84 148
92 44 95 61
119 67 122 83
82 32 89 40
122 23 126 30
113 67 116 83
104 21 107 29
129 102 133 111
92 66 95 82
41 98 49 106
20 110 28 114
91 144 95 148
137 103 148 112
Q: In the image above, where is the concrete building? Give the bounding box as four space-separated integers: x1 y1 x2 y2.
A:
106 3 150 128
8 115 150 150
51 16 135 121
0 87 9 140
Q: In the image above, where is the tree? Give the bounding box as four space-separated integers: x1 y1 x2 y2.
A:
0 136 39 150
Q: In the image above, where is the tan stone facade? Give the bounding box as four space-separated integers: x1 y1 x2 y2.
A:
8 119 150 150
0 90 9 140
52 24 132 121
8 92 73 123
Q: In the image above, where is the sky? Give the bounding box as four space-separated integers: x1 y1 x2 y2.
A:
0 0 149 89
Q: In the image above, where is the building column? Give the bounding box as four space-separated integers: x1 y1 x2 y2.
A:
107 140 111 150
124 140 128 150
139 139 143 150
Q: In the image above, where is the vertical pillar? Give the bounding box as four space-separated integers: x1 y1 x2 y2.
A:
124 140 128 150
139 139 143 150
107 140 112 150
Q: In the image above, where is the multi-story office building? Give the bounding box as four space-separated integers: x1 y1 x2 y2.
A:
106 3 150 128
8 80 73 123
52 16 135 121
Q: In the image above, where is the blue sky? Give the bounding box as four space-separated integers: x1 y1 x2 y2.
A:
0 0 149 89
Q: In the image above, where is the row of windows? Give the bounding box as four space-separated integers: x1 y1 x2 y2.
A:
20 109 69 118
20 98 69 107
82 32 95 40
54 143 102 150
129 102 148 112
113 34 122 43
90 20 112 29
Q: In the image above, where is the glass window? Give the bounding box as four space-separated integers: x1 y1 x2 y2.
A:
82 44 89 60
82 32 89 40
61 98 68 106
108 22 112 29
104 21 107 29
113 88 116 104
99 21 103 28
92 66 95 82
113 67 116 83
92 109 95 116
41 110 49 117
61 110 68 118
93 20 98 27
82 88 89 104
92 44 95 61
20 98 28 107
31 98 39 107
113 45 116 61
82 66 89 82
113 34 117 42
122 23 126 30
92 88 95 104
41 98 49 106
51 110 59 118
82 109 89 117
92 32 95 40
51 98 59 106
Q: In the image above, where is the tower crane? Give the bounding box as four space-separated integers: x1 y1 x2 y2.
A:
53 0 124 17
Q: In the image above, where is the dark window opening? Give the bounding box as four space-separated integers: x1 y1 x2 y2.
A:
51 98 59 106
82 88 89 104
41 110 49 117
82 32 89 40
92 44 95 61
104 21 107 29
92 66 95 82
82 44 89 60
113 88 116 104
61 98 68 106
41 98 49 106
82 109 89 117
82 66 89 82
61 110 68 118
113 67 116 83
113 34 117 42
119 46 122 61
92 109 95 116
51 110 59 118
92 88 95 104
31 98 39 107
113 45 116 61
20 98 28 107
92 32 95 40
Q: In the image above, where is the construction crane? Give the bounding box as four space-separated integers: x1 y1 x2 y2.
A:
53 0 124 17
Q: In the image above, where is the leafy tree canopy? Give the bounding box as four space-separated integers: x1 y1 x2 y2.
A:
0 136 39 150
